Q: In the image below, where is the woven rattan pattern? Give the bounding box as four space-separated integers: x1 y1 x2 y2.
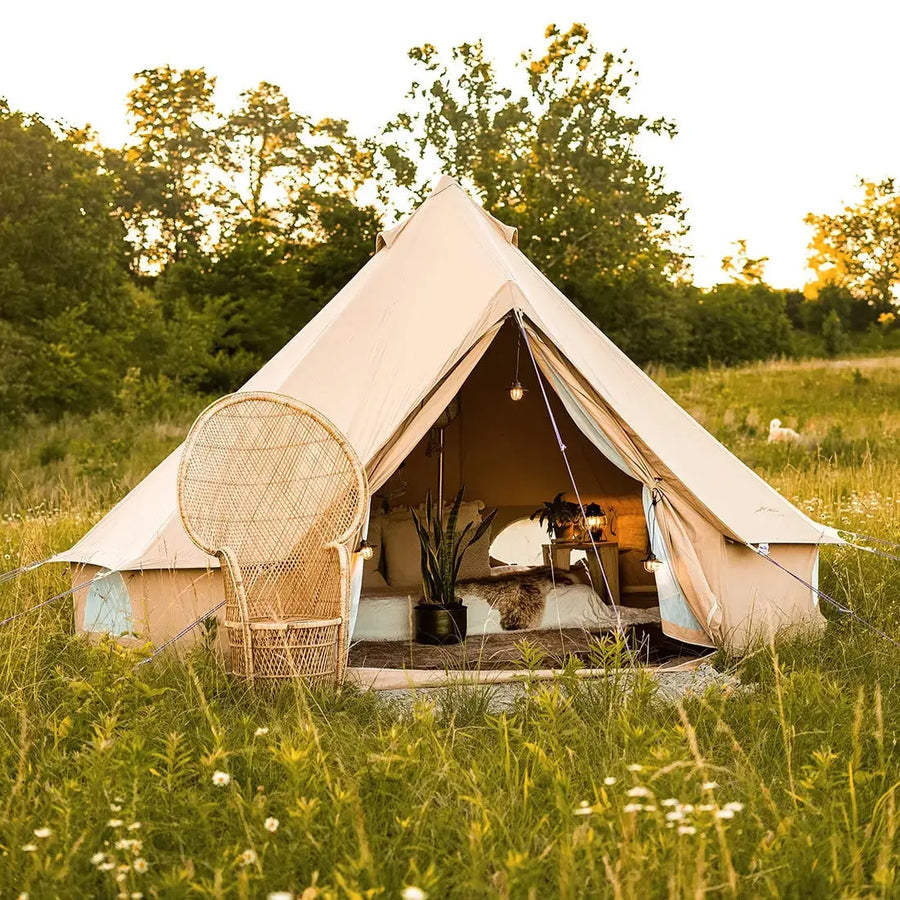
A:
178 392 368 683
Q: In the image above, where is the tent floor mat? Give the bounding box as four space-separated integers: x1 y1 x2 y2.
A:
348 623 707 673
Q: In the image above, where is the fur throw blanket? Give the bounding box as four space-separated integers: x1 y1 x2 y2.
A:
458 567 580 630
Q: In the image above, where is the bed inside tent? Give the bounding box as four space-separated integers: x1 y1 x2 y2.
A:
346 318 707 681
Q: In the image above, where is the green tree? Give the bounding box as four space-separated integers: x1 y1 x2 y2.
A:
805 179 900 315
0 101 138 418
380 24 686 311
721 239 769 285
119 67 217 267
212 82 373 245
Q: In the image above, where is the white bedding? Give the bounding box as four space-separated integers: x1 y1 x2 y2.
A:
352 581 660 642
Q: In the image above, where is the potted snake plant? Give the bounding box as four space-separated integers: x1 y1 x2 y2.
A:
410 487 497 645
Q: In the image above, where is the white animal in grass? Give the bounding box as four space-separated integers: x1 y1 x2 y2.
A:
768 418 801 444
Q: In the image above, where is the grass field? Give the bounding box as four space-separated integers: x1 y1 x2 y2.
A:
2 356 900 898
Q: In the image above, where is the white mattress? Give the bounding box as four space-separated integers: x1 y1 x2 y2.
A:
353 580 659 642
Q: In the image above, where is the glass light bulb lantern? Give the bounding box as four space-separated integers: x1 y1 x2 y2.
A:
509 381 525 402
642 552 663 574
582 502 607 538
358 540 374 561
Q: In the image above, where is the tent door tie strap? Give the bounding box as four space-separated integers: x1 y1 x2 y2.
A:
513 309 622 632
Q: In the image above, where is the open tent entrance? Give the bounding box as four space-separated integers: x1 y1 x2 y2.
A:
348 317 707 676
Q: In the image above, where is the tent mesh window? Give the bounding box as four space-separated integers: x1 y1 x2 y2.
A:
177 392 368 684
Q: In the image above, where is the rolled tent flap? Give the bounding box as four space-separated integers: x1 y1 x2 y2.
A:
526 324 721 646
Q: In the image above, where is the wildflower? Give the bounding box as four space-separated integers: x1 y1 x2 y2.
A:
115 838 135 850
626 764 643 773
665 810 684 822
603 776 617 785
91 851 107 866
401 889 427 900
239 849 258 867
33 827 52 838
133 858 148 874
108 819 124 828
131 894 144 899
99 861 116 871
724 801 744 812
625 786 652 798
661 798 679 807
701 781 719 790
644 805 657 812
21 843 37 852
255 727 270 737
127 822 141 831
677 825 697 835
573 801 592 816
623 803 643 813
715 808 735 819
17 893 28 900
264 816 280 833
268 894 293 900
110 804 122 813
212 771 231 787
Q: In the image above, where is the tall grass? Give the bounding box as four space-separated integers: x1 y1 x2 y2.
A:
1 357 899 897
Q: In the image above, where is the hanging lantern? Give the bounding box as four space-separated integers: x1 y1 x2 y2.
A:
509 380 525 402
582 502 607 538
358 539 375 561
642 551 663 574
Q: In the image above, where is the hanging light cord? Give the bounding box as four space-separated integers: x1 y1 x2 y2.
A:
745 542 900 650
513 310 623 631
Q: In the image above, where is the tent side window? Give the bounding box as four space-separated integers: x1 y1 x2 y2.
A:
83 569 133 635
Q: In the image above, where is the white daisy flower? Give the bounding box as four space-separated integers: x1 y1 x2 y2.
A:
99 862 116 871
255 727 270 737
625 786 652 798
603 777 617 785
401 889 427 900
127 822 141 831
108 819 124 828
665 810 684 822
701 781 719 790
239 849 257 867
131 894 144 899
264 817 280 833
623 803 643 813
661 798 679 807
21 844 37 852
133 858 148 874
33 827 51 839
110 804 122 813
724 801 744 812
716 808 735 819
91 851 107 866
212 771 231 787
626 764 643 773
677 825 697 835
573 804 593 816
267 894 293 900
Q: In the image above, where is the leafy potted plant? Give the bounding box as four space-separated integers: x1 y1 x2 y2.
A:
530 492 578 541
410 487 497 645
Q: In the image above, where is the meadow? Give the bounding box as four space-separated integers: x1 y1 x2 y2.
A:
1 355 900 898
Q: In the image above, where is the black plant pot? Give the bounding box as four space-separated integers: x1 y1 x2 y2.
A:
414 601 467 645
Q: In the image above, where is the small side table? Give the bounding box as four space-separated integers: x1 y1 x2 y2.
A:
543 540 621 606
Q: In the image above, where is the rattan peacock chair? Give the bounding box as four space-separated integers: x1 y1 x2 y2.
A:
177 391 368 685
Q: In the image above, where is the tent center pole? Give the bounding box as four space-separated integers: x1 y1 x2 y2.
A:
437 428 445 512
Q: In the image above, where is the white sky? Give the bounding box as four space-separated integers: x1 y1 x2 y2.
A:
3 0 898 288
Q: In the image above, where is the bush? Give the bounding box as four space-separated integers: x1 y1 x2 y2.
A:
685 283 793 366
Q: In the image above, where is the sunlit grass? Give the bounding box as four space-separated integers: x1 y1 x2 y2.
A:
1 356 899 897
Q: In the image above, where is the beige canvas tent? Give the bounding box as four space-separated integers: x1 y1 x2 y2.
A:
55 176 840 654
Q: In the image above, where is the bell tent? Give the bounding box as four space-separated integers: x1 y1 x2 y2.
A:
55 176 839 654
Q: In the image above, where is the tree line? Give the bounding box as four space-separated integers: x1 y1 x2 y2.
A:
1 24 898 423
